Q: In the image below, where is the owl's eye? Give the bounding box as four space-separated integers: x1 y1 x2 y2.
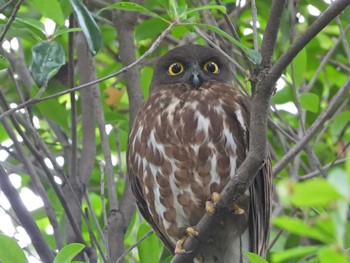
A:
168 62 184 75
204 61 219 74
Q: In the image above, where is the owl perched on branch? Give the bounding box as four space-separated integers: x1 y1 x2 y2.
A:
127 44 272 262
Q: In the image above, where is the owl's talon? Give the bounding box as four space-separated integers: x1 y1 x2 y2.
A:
186 226 199 237
174 236 187 254
232 204 245 214
206 200 215 215
212 192 221 203
206 192 221 215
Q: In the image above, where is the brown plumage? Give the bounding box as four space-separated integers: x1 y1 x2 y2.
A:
127 44 272 262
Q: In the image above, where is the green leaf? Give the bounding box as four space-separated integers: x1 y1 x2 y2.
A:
271 245 319 263
53 243 85 263
137 224 161 263
291 178 342 207
31 41 65 86
53 27 82 38
135 17 168 41
0 55 10 70
35 94 69 130
272 86 293 104
99 2 170 24
328 168 349 243
244 252 269 263
191 23 261 64
184 5 226 17
0 19 43 41
299 92 320 113
330 111 350 138
318 246 349 263
32 0 65 25
69 0 101 55
15 18 46 40
273 217 334 243
168 0 178 19
290 47 307 87
0 234 27 263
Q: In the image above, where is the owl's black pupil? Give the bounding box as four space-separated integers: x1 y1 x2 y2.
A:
172 64 182 73
206 62 216 72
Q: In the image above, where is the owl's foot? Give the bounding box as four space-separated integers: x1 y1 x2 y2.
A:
174 236 187 254
174 227 199 254
232 203 245 214
205 192 221 215
186 226 199 237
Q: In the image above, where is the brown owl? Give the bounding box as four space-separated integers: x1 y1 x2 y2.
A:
127 44 272 262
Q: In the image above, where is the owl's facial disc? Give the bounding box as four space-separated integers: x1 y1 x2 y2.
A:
150 45 233 93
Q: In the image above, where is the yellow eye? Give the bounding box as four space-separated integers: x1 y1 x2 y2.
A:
204 61 219 74
168 62 184 75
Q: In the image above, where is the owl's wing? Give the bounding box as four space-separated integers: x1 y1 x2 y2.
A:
249 159 272 256
129 170 175 253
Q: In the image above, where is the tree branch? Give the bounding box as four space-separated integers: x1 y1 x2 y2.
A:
0 163 55 263
109 1 144 261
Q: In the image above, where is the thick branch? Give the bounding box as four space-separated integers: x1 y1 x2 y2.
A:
259 0 286 69
0 163 55 263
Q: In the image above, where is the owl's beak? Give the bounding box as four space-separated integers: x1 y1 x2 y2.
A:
190 74 203 89
188 64 205 88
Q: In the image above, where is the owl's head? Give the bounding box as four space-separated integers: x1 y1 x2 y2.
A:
150 44 233 92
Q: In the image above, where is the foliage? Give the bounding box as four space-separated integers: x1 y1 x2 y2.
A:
0 0 349 263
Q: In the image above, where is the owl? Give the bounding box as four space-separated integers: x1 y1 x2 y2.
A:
127 44 272 262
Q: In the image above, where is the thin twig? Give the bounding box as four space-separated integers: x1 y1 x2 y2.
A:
0 0 16 13
214 0 253 72
115 230 154 263
0 0 24 42
195 27 248 77
68 14 78 181
299 158 347 181
274 78 350 175
251 0 259 51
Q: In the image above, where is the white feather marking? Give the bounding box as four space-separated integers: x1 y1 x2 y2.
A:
222 125 238 178
165 98 181 123
209 154 220 185
235 107 247 133
191 144 201 155
213 104 225 114
168 168 190 227
134 126 143 141
153 183 169 228
194 111 211 137
147 130 165 156
189 101 199 110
